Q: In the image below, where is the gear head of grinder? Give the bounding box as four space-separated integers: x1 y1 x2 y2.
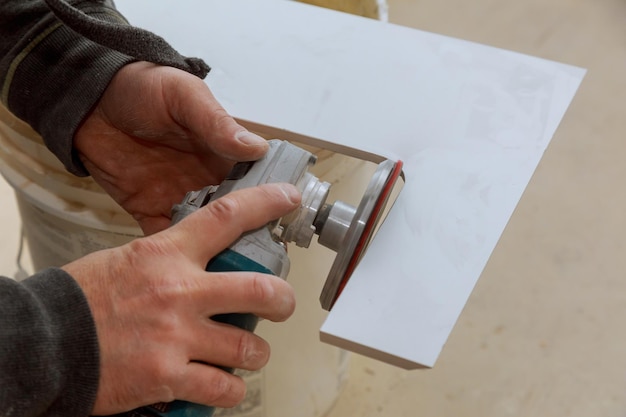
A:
173 139 403 310
173 140 402 312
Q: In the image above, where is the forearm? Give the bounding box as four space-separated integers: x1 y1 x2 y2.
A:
0 0 134 176
0 269 99 417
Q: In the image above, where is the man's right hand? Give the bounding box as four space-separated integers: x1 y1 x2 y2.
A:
62 183 301 415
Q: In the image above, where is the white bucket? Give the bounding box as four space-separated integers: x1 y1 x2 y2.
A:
0 106 143 271
0 105 366 417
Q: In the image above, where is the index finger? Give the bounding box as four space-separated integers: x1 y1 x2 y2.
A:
168 183 301 265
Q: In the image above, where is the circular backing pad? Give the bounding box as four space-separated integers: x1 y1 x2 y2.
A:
320 159 404 310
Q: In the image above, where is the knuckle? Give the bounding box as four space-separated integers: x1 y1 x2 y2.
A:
211 107 234 130
256 184 277 201
121 238 185 306
249 274 275 304
205 195 241 226
246 275 296 322
257 184 291 211
234 332 251 365
232 332 269 370
148 359 177 395
125 236 170 261
207 373 245 406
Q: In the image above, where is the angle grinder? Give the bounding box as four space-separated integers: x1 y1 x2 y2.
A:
128 139 403 417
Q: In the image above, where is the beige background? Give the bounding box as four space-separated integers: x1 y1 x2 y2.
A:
326 0 626 416
0 0 624 416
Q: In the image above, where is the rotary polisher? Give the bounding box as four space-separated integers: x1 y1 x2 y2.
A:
130 139 403 417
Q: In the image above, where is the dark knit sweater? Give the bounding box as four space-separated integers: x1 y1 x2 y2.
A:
0 270 99 416
0 1 209 415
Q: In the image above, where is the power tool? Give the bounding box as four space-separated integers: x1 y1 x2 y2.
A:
127 139 403 417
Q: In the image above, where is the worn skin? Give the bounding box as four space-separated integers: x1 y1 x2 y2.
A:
64 183 301 415
75 61 269 235
68 62 301 414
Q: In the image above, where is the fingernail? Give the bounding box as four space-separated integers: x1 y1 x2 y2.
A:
236 131 267 146
279 184 301 205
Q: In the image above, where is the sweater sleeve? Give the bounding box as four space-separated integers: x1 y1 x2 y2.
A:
0 269 100 417
0 0 135 176
0 0 210 177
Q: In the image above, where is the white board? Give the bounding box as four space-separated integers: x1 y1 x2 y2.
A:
117 0 585 368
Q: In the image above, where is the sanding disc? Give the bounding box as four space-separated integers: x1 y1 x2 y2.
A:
320 159 404 310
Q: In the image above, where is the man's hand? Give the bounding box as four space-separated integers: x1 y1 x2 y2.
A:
63 183 301 415
75 61 269 235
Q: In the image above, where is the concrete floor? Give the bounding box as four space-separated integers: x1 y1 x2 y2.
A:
325 0 626 416
0 1 624 416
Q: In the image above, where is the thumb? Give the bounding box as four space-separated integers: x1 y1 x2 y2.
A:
166 183 301 265
166 71 269 161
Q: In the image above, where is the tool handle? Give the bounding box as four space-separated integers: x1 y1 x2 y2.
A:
131 249 272 417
